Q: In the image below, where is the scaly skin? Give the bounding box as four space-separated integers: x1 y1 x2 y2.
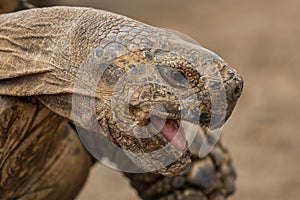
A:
0 5 243 199
124 142 236 200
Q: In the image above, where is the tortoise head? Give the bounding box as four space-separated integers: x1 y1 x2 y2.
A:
72 27 243 175
0 7 242 175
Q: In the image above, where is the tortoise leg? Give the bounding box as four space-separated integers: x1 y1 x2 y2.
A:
124 141 236 200
0 96 93 200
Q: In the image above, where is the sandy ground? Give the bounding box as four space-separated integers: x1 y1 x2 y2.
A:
32 0 300 199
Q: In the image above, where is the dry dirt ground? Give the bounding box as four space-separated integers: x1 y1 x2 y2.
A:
33 0 300 199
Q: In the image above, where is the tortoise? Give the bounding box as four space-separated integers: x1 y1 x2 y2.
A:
0 1 243 199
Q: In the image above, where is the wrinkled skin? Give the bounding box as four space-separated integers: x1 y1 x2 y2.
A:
0 7 243 175
0 4 243 200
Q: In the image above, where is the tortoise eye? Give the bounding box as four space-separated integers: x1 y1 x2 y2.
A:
158 66 189 88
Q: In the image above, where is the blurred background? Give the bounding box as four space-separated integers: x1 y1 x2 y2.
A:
23 0 300 199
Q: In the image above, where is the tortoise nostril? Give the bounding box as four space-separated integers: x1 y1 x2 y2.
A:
232 74 243 98
234 86 242 97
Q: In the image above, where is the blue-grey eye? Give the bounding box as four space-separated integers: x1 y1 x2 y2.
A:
158 65 189 88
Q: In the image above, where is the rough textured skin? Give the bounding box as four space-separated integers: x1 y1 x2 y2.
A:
0 6 243 174
0 4 243 200
124 141 236 200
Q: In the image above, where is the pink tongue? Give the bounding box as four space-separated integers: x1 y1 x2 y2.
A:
150 116 186 152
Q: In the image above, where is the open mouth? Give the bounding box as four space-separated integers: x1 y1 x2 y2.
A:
149 115 187 152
